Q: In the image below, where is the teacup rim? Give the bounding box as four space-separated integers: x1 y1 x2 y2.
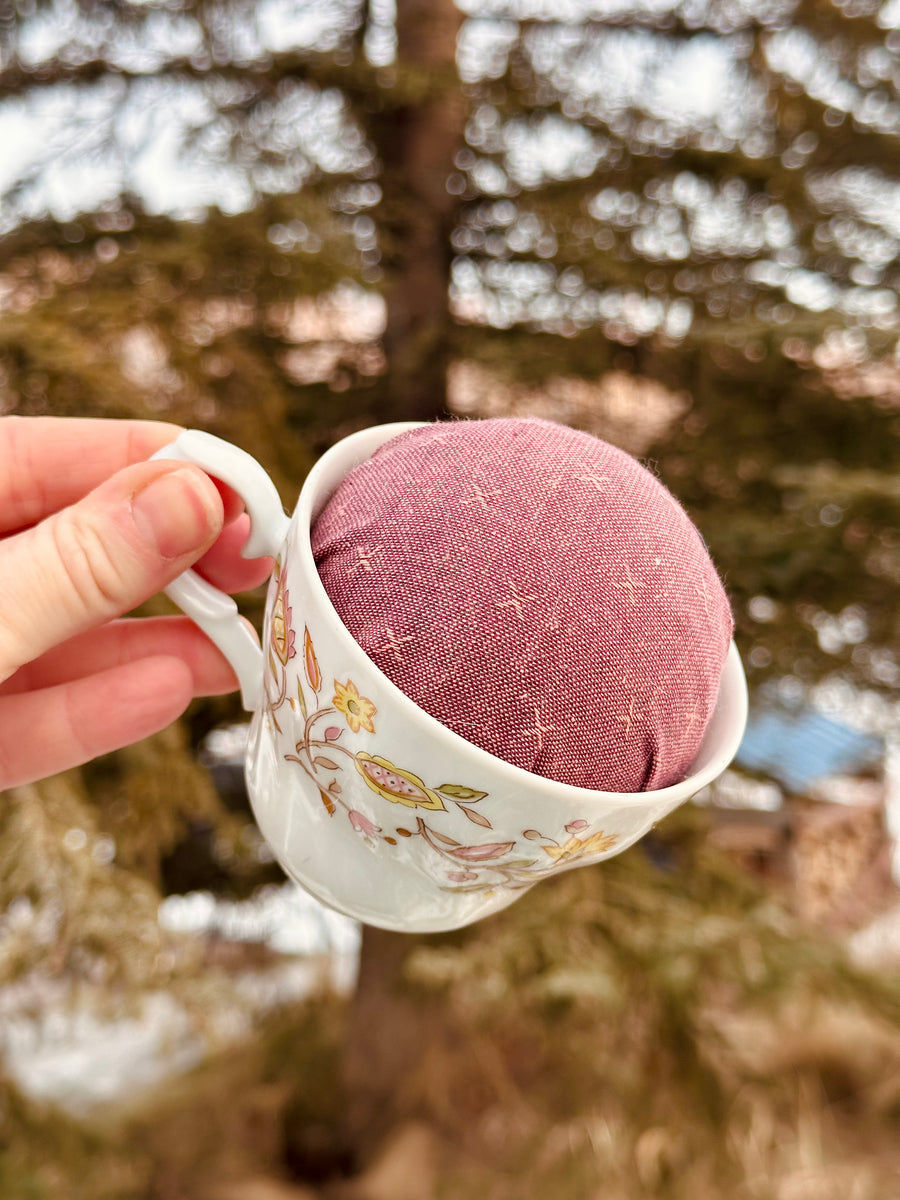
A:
291 421 748 810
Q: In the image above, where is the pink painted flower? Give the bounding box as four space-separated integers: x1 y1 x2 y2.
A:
565 819 589 833
448 869 478 882
324 726 342 741
349 810 381 838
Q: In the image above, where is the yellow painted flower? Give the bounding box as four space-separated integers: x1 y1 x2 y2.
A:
355 752 445 811
541 829 617 866
333 679 377 734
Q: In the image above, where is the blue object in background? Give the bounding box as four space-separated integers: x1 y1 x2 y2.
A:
735 708 883 795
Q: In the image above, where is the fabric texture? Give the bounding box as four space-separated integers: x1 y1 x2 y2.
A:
312 418 733 793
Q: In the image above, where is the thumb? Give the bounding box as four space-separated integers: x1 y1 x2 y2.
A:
0 459 224 682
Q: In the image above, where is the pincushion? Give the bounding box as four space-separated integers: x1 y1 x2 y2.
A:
311 418 732 793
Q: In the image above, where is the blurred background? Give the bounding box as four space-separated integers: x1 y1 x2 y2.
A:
1 1 899 1197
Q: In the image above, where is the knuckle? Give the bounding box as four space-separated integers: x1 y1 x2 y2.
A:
0 609 23 684
51 507 128 620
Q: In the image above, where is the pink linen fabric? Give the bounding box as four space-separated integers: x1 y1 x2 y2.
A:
311 418 733 793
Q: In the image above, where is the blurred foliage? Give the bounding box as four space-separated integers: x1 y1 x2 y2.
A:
2 829 900 1198
0 997 349 1200
0 0 899 1196
0 0 896 686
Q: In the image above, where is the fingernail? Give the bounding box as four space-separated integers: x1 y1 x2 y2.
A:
132 467 222 559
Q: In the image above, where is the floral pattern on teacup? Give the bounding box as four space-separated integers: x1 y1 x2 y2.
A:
303 626 322 693
355 753 446 811
333 680 377 734
271 566 296 667
262 569 618 895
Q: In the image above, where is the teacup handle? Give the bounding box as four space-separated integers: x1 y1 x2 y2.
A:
151 430 291 712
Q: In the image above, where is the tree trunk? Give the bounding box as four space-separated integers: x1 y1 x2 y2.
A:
368 0 464 422
338 0 466 1155
339 927 437 1155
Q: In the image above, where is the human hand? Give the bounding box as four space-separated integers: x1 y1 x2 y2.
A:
0 416 273 789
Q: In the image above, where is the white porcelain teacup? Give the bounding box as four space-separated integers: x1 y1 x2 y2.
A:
153 424 748 932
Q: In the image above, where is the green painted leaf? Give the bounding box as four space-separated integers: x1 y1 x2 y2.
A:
437 784 487 802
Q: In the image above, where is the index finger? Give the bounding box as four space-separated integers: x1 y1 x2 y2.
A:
0 416 182 534
0 416 245 533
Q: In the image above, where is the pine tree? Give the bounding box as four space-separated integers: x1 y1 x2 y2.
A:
0 1 898 1195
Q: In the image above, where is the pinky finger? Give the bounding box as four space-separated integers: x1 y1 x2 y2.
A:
0 657 196 790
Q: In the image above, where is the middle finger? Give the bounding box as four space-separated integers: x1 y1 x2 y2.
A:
0 615 241 696
194 514 273 594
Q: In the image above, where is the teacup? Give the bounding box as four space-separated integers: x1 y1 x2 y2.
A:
153 425 748 932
